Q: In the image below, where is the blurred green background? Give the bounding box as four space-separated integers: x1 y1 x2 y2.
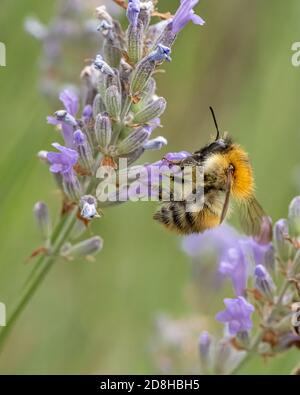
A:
0 0 300 374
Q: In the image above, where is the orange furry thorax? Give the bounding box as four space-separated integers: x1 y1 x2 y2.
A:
223 144 254 200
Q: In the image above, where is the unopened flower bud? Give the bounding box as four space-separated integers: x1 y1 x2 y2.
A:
54 110 77 127
143 136 167 151
62 236 103 258
93 93 106 118
138 1 154 30
254 264 276 301
273 219 292 262
37 150 49 162
288 196 300 238
62 173 82 202
127 20 144 64
133 97 166 124
139 77 156 104
198 331 212 371
33 202 51 240
80 195 102 220
130 45 171 96
126 0 140 27
105 85 121 119
117 128 149 155
95 113 112 150
73 130 94 172
96 5 113 24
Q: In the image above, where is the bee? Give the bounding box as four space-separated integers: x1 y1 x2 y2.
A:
153 107 266 235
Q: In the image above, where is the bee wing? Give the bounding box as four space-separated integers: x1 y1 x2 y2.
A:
238 196 266 236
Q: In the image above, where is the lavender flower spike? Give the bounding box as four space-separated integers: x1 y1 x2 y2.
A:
126 0 141 27
171 0 205 35
216 297 254 336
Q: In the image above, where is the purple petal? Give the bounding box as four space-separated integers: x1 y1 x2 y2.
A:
59 89 79 116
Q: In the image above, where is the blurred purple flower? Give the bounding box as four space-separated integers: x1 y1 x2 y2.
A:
182 224 239 259
216 297 254 336
46 142 78 179
219 245 248 297
241 238 273 268
171 0 205 35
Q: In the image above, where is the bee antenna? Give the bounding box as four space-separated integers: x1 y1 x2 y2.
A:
209 106 220 141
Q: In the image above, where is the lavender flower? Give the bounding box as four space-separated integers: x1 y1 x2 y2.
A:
59 89 79 116
47 143 78 177
219 246 248 297
171 0 205 35
216 297 254 336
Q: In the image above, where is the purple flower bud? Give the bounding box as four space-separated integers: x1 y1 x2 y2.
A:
171 0 205 35
126 0 141 27
254 264 276 301
93 94 106 119
216 297 254 336
105 85 121 119
289 196 300 238
143 136 168 151
273 219 292 262
82 105 93 124
117 128 150 155
33 201 52 240
127 20 144 64
198 331 212 367
73 130 94 171
130 46 171 96
93 54 115 76
95 113 112 150
62 236 103 258
134 97 167 124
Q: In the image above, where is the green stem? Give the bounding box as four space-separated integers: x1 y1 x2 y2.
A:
0 208 78 353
